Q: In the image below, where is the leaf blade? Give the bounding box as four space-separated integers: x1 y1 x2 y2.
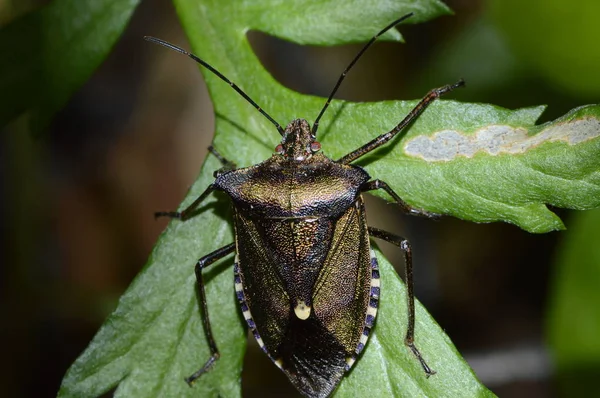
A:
60 0 600 396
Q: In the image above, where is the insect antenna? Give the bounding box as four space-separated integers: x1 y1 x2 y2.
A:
311 12 414 136
144 36 286 136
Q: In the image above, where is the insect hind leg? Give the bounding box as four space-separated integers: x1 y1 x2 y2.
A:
368 227 435 377
185 243 236 386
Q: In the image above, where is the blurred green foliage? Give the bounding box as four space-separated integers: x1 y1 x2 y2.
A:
547 209 600 396
489 0 600 97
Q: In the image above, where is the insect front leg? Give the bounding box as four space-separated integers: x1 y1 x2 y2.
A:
154 183 218 220
368 227 435 377
337 79 464 165
208 145 237 176
155 146 234 221
185 242 236 386
361 179 440 218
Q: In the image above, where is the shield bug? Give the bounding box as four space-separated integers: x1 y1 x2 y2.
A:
146 12 463 398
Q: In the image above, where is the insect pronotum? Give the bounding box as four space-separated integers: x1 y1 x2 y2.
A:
146 12 463 398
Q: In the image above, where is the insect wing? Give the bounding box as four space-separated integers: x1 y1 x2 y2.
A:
233 209 291 355
234 197 374 398
312 197 373 360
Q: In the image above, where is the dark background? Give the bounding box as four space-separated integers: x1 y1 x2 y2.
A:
1 0 599 396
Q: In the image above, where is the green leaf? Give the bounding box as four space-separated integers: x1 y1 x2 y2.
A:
363 103 600 233
546 208 600 396
60 1 494 397
60 0 599 396
0 0 141 132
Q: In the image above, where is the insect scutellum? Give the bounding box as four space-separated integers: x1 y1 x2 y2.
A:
148 12 464 398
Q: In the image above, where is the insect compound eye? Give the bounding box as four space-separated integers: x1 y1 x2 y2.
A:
310 141 321 153
275 144 285 154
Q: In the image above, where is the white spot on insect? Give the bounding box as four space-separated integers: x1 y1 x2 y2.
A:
366 305 377 317
404 117 600 161
242 309 252 320
235 283 243 292
275 358 284 369
294 300 311 320
371 278 380 288
359 332 369 346
256 336 265 348
400 240 409 251
345 357 356 368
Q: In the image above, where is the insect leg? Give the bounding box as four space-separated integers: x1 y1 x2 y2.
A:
155 146 235 220
154 183 217 221
186 242 236 385
368 227 435 377
208 145 237 169
337 79 465 165
361 179 440 218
